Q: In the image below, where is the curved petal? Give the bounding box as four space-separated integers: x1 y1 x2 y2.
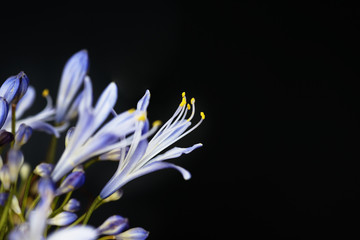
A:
16 86 35 119
150 143 202 162
27 121 60 138
56 50 89 123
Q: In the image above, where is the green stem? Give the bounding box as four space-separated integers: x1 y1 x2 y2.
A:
10 103 16 149
0 185 15 233
21 173 34 215
82 196 103 225
84 157 99 169
50 191 72 217
45 134 58 164
11 103 16 135
98 236 116 240
69 198 104 227
25 195 40 218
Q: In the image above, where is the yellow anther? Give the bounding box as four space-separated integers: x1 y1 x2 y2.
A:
187 103 191 110
42 89 49 97
200 112 205 119
137 113 147 121
191 98 195 104
152 120 162 127
128 108 136 113
182 92 186 97
179 97 186 107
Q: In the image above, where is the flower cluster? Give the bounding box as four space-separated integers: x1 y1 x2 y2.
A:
0 50 204 240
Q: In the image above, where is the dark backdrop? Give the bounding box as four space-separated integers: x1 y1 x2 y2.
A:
1 1 360 239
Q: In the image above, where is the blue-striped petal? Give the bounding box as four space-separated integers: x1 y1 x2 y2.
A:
56 50 89 123
15 85 35 119
63 198 81 212
14 124 32 148
115 227 149 240
150 143 203 162
55 167 85 196
0 75 20 103
7 149 24 182
97 215 129 235
115 162 191 193
34 163 54 177
27 121 59 138
47 212 77 226
0 97 9 129
13 71 29 103
136 90 150 112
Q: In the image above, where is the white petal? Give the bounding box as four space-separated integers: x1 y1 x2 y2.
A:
47 226 98 240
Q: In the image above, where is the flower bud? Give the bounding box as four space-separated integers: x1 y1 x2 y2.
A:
8 149 24 183
20 162 31 181
97 215 128 235
63 198 80 212
14 124 32 149
34 163 53 177
11 196 21 215
0 165 11 190
47 212 77 226
0 71 29 104
0 130 14 147
55 167 85 196
115 227 149 240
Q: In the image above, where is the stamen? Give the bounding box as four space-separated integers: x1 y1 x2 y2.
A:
136 112 147 121
179 97 186 107
152 120 162 127
42 89 49 97
200 112 205 119
187 98 196 122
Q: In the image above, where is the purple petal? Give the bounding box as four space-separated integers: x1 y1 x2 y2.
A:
16 85 35 119
0 97 9 128
56 50 89 123
27 121 59 138
150 143 203 162
47 212 77 226
115 227 149 240
136 90 151 112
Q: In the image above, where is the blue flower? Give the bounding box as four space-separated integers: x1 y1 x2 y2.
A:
100 93 204 199
51 77 145 181
8 177 98 240
55 50 89 124
2 86 59 136
0 71 29 104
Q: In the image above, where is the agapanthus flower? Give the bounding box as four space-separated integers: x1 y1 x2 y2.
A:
8 178 98 240
0 71 29 104
0 50 203 240
100 93 204 198
51 77 158 182
2 86 59 136
55 50 89 125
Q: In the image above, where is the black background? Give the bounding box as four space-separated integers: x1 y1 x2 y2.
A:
2 1 360 239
